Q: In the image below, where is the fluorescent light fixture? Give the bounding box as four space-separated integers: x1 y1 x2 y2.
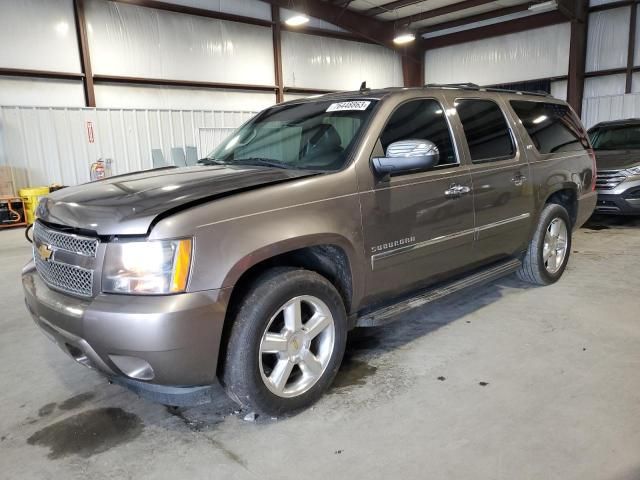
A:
528 1 557 13
533 115 548 124
393 32 415 45
54 21 69 36
285 14 310 26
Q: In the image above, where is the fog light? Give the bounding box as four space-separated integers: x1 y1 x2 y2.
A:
626 188 640 199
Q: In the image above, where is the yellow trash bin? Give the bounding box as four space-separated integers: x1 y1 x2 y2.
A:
19 186 49 224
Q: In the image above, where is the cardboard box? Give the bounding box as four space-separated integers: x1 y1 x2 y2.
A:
0 166 14 183
0 167 15 196
0 181 14 197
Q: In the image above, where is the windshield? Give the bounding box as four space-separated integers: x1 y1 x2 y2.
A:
589 124 640 150
204 99 377 171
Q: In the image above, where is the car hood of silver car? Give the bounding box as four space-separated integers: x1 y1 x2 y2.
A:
594 150 640 170
37 165 318 236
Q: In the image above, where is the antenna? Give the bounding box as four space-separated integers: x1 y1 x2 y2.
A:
359 81 368 92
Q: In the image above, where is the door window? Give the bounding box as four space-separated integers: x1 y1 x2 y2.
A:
510 100 590 154
380 99 458 168
455 99 515 163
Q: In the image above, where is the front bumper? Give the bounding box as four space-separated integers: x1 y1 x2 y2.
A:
595 179 640 215
22 261 230 402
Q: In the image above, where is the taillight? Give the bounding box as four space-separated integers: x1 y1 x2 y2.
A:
588 148 597 191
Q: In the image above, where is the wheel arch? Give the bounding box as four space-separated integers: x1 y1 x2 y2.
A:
221 234 358 305
216 236 357 376
542 184 578 227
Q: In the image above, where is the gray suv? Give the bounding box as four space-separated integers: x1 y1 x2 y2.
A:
588 119 640 215
22 85 596 415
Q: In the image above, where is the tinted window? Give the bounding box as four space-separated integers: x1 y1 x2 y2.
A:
380 99 457 166
588 124 640 150
455 99 515 162
510 100 589 154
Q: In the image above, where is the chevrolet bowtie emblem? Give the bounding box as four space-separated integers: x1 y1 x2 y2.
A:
37 244 53 262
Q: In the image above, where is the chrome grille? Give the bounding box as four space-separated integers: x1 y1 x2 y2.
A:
34 254 93 297
32 221 99 297
33 222 98 257
596 169 627 190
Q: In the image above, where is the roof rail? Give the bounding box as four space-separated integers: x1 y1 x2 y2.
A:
423 83 552 98
424 83 481 90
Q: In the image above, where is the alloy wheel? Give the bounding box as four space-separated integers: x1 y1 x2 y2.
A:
258 295 335 398
543 217 568 274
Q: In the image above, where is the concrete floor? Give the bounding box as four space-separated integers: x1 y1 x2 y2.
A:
0 216 639 480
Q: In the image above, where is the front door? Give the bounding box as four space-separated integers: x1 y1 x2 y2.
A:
452 97 534 262
358 98 475 302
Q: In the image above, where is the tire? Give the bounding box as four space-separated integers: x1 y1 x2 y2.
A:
222 267 347 416
517 203 572 285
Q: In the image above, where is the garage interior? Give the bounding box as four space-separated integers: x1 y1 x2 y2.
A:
0 0 639 479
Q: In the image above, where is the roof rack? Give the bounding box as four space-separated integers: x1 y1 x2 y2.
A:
424 83 481 90
423 83 552 98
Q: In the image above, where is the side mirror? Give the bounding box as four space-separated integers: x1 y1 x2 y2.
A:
372 139 440 176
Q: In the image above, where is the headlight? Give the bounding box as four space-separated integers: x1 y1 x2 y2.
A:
102 238 192 294
625 165 640 176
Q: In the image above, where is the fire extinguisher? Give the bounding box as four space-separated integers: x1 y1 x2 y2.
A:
90 158 113 181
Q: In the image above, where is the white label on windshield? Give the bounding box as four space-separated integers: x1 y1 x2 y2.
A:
326 101 371 112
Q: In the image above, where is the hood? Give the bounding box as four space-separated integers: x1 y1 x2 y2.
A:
37 165 317 236
594 150 640 170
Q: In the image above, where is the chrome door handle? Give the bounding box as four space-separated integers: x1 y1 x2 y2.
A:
512 174 527 186
444 184 472 198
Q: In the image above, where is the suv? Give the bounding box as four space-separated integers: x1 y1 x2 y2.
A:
588 119 640 215
23 86 596 415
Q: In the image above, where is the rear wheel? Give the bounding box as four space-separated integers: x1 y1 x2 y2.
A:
517 203 572 285
222 268 347 416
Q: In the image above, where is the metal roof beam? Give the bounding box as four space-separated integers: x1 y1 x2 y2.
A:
424 10 566 48
557 0 586 22
364 0 425 17
258 0 397 48
417 3 531 35
394 0 498 25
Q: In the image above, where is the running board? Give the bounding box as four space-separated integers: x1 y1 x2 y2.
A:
356 258 522 327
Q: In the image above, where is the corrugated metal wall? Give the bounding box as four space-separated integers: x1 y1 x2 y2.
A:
582 93 640 129
0 106 257 189
423 24 571 87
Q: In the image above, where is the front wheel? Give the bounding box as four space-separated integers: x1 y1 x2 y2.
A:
222 267 347 416
517 203 572 285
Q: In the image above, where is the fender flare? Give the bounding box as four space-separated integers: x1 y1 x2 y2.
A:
220 232 364 306
541 181 578 204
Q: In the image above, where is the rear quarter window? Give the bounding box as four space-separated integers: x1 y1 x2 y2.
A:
510 100 589 154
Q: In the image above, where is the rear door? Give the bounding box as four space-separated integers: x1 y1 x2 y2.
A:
452 97 534 262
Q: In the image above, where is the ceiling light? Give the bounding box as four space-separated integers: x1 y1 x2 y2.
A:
528 1 557 13
285 14 310 26
533 115 548 124
393 32 415 45
54 21 69 36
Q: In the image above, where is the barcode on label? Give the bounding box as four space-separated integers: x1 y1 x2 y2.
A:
326 101 371 112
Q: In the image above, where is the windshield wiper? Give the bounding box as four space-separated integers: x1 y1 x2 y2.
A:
230 158 292 169
197 158 226 166
197 157 293 169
